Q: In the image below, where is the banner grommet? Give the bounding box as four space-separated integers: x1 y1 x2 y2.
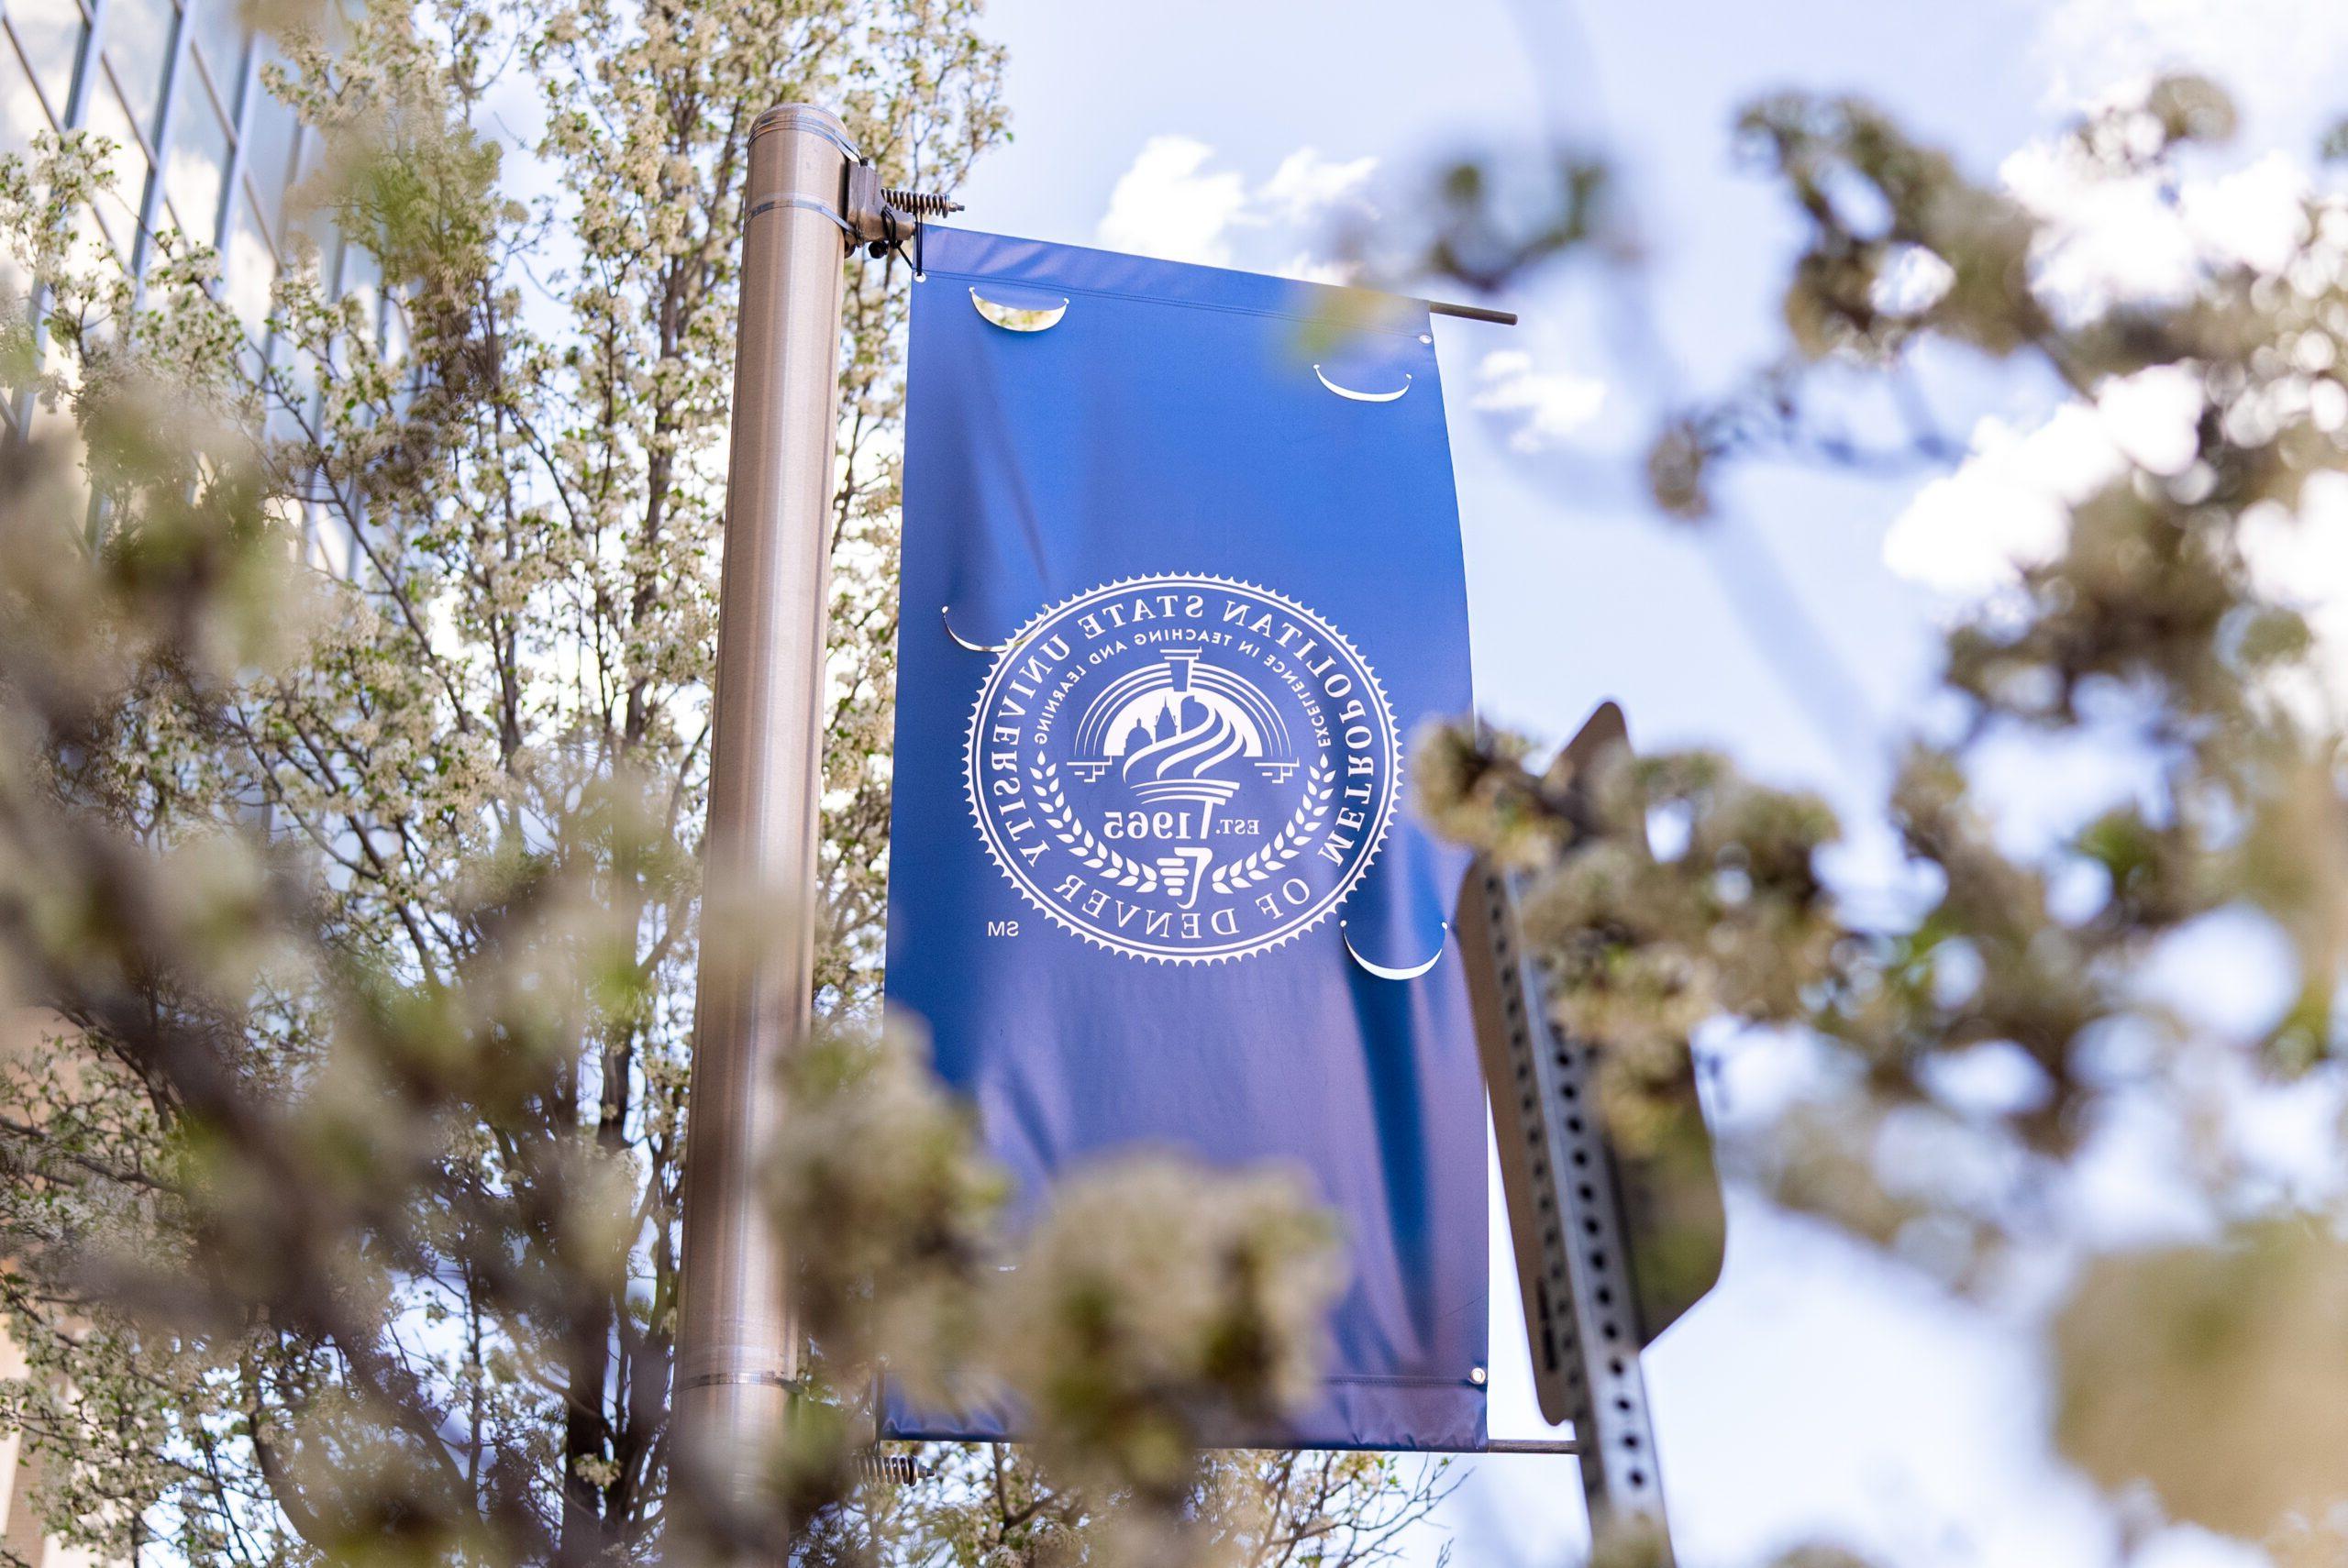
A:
940 604 1013 654
1341 918 1448 981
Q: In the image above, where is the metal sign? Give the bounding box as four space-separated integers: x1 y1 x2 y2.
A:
1456 702 1726 1553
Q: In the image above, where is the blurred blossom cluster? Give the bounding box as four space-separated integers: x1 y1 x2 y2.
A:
773 1029 1351 1564
1422 73 2348 1559
995 1157 1344 1496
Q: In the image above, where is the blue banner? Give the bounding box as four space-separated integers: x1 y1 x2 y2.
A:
882 228 1486 1450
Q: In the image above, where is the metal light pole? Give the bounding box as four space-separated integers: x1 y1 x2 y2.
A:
671 101 852 1540
671 102 955 1554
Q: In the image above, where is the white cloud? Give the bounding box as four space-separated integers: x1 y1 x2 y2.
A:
1884 366 2203 595
1097 137 1251 268
1999 139 2198 313
1095 138 1378 280
2099 364 2206 476
2241 474 2348 712
2029 0 2348 134
2001 144 2314 319
2010 0 2339 337
1888 98 2341 611
1885 331 2348 712
1258 148 1378 224
1886 405 2114 596
2178 152 2316 276
1470 348 1605 454
1912 56 2343 676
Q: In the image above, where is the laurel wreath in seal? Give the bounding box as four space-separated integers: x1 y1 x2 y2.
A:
1029 753 1337 896
1208 756 1335 894
1030 755 1162 891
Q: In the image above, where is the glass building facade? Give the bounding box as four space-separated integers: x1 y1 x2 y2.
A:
2 0 390 570
0 0 393 447
0 14 378 1556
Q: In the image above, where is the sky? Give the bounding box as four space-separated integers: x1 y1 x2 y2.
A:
941 1 2348 1564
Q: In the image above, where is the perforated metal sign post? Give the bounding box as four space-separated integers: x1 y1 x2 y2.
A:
1460 864 1671 1546
1456 704 1726 1562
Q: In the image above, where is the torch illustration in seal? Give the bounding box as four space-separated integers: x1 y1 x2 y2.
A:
1071 649 1297 909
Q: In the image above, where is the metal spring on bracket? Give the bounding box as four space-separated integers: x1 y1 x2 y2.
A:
882 188 962 219
858 1451 929 1486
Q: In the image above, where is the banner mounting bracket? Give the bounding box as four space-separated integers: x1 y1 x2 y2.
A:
1426 299 1518 326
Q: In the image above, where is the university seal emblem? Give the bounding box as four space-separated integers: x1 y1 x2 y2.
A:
966 575 1402 963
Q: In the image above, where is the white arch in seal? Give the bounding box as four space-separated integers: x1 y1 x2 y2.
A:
1071 657 1293 760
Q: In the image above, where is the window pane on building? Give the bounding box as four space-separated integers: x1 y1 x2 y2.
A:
382 298 410 412
266 329 316 440
71 198 115 279
340 242 380 344
83 74 150 257
239 65 298 237
0 32 47 160
309 498 354 580
187 0 242 116
162 79 228 244
102 0 174 140
0 47 35 304
4 0 84 123
293 202 337 277
223 190 273 337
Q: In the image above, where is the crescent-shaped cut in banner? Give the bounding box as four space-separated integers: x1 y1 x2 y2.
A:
940 604 1012 653
1341 919 1448 981
969 287 1070 333
1313 365 1413 403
